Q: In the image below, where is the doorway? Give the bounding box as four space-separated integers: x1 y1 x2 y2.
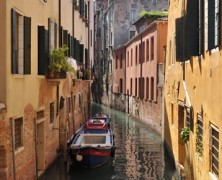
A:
178 105 185 165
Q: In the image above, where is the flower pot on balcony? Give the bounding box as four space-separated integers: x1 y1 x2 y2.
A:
48 70 55 79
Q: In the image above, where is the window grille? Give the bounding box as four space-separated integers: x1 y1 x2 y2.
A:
37 110 44 120
210 125 219 177
50 102 54 123
14 117 23 150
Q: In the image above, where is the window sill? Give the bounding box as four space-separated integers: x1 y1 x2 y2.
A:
208 172 218 180
15 146 24 155
12 74 25 79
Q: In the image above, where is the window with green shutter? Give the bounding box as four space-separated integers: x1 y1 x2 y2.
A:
11 9 31 74
38 26 49 75
206 0 220 50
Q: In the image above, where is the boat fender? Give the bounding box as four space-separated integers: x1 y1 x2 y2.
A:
76 154 83 161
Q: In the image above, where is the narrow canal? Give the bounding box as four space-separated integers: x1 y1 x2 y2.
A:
39 103 178 180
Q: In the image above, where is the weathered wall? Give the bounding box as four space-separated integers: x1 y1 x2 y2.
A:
165 0 222 179
114 0 168 48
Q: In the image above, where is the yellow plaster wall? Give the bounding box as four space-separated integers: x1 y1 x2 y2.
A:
0 1 6 104
165 0 222 179
5 0 59 118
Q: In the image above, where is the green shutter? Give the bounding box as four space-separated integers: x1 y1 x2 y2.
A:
186 0 199 57
75 40 80 62
208 0 215 50
45 30 49 72
85 49 88 68
176 18 183 61
54 23 57 49
24 16 31 74
63 30 68 46
59 26 63 47
79 0 84 16
80 44 84 64
38 26 45 75
68 33 71 56
199 0 204 55
11 8 17 74
85 3 87 19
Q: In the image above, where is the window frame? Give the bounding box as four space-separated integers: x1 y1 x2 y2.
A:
13 117 24 151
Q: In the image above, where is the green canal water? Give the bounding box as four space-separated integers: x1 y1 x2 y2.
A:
39 103 178 180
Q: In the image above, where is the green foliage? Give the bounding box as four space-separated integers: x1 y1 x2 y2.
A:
48 45 76 76
139 11 168 20
180 127 190 143
195 124 203 156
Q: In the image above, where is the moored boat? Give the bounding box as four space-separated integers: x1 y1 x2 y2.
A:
68 113 115 168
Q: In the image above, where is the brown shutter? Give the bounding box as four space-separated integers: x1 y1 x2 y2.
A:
24 16 31 74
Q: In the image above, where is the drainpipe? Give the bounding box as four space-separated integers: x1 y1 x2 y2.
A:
33 118 38 179
72 1 74 37
140 35 143 99
10 118 16 180
59 0 61 47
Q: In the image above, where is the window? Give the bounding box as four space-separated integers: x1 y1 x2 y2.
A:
37 110 45 120
120 54 122 69
131 10 137 21
196 113 203 155
130 78 132 95
79 0 85 17
130 31 135 39
151 77 154 100
142 77 145 99
142 42 145 63
14 117 23 150
210 125 219 177
151 37 154 60
205 0 220 50
131 49 133 66
186 107 193 131
38 26 49 75
50 102 55 123
120 79 123 93
135 78 137 96
48 19 57 52
127 51 129 67
116 55 118 69
146 40 149 61
11 9 31 74
146 77 149 99
135 46 138 65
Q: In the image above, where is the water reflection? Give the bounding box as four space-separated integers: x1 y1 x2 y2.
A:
39 103 176 180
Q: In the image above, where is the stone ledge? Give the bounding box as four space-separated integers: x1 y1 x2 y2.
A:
0 103 6 114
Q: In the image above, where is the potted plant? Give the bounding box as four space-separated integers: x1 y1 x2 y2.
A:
180 127 190 143
48 46 68 78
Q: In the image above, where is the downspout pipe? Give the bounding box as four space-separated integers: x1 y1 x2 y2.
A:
59 0 61 47
10 118 16 180
140 34 143 99
34 118 38 179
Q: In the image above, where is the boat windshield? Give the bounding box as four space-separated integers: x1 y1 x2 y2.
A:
83 129 108 134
